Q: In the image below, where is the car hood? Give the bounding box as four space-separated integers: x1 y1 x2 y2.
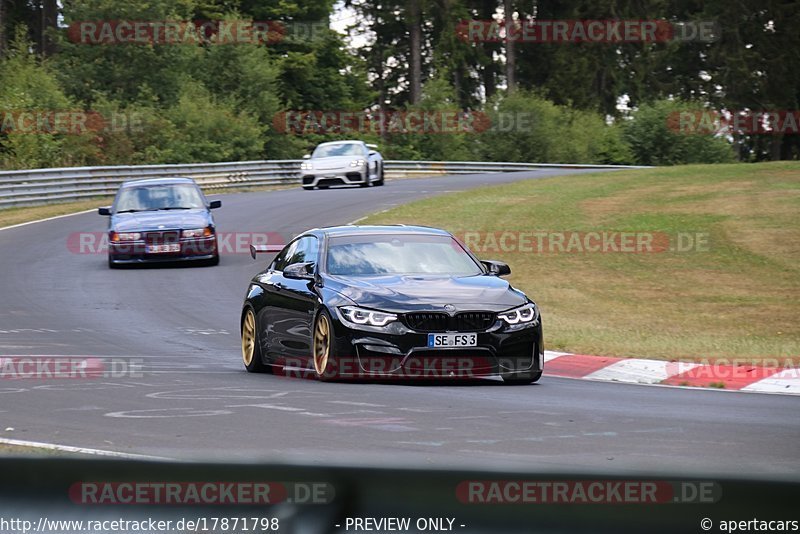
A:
324 274 527 312
310 155 362 171
111 209 211 232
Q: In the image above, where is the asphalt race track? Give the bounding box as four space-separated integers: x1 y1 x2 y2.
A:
0 170 798 476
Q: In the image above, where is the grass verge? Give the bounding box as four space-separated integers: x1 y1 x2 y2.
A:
363 162 800 364
0 443 62 455
0 198 113 229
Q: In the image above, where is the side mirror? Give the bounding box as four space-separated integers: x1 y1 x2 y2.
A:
209 200 222 209
368 151 377 156
481 260 511 277
98 207 111 216
302 154 311 159
283 262 315 280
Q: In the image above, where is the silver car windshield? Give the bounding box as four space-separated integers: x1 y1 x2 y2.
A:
313 143 366 158
326 234 482 276
115 184 206 212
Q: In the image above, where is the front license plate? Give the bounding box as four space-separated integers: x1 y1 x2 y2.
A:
427 333 478 348
146 244 180 253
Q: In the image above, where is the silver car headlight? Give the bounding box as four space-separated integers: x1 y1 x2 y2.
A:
338 306 397 327
349 159 366 167
498 303 539 325
300 162 314 170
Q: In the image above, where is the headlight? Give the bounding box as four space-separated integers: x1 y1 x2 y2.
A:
300 162 314 170
349 159 366 167
498 303 539 325
112 232 141 242
182 227 212 238
338 306 397 327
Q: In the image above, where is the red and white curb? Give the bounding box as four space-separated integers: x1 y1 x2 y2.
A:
544 351 800 396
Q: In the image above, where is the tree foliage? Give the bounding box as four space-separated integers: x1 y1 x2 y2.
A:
623 100 735 165
0 0 795 169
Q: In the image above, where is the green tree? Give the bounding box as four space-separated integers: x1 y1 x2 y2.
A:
53 0 201 107
623 99 735 165
381 72 473 160
161 83 265 163
0 28 97 169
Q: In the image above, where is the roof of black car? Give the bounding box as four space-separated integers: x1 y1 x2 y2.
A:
121 177 197 187
317 225 450 236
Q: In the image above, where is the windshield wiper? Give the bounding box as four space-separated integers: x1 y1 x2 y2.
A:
116 207 195 213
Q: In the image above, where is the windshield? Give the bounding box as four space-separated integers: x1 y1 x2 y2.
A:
114 184 206 212
312 143 366 158
326 234 482 276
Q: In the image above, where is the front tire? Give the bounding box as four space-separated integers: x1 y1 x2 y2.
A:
501 369 542 385
242 307 270 373
312 310 337 381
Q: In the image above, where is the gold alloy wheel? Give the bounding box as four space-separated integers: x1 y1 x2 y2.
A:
242 309 256 367
313 313 331 376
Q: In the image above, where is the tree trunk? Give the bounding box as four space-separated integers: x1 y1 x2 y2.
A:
479 0 496 100
481 62 496 101
503 0 515 93
408 0 422 105
453 66 462 107
0 0 7 57
770 135 782 161
374 7 388 144
41 0 58 56
782 132 799 160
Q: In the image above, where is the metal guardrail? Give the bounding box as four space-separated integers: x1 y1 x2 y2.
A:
0 160 647 209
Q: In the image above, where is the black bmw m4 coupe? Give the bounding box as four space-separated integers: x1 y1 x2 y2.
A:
241 225 543 384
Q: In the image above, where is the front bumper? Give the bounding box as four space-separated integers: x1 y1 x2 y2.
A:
108 236 217 264
326 316 543 380
302 169 367 187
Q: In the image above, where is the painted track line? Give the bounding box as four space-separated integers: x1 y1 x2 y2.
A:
0 437 170 460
